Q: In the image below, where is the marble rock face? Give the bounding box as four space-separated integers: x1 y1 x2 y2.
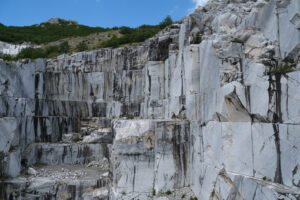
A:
1 0 300 199
0 41 37 56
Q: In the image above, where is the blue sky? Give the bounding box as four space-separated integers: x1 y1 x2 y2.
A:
0 0 208 28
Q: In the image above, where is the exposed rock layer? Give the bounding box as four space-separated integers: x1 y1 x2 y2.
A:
0 41 36 56
1 0 300 199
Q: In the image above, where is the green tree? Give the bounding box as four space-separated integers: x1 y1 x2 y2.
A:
16 47 46 60
58 41 70 53
76 41 88 52
0 22 107 44
159 16 173 29
120 26 133 34
0 53 13 61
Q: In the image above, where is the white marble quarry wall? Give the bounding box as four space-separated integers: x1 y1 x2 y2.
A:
23 143 108 166
107 0 300 199
190 121 300 199
111 120 300 199
3 176 110 200
110 120 190 200
257 0 300 59
1 0 300 199
0 41 36 56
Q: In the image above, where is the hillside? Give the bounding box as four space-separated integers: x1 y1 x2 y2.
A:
0 17 173 61
0 19 107 45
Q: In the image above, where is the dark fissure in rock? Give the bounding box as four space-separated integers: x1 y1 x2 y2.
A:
267 73 283 123
274 74 282 123
272 124 283 184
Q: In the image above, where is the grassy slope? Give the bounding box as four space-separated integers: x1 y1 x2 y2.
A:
0 16 173 61
0 21 107 45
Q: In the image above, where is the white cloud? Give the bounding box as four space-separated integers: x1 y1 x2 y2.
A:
188 0 208 13
187 0 209 14
193 0 208 7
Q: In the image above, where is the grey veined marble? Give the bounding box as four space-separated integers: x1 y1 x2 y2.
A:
1 0 300 199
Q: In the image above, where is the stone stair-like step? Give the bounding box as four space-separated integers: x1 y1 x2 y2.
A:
77 118 113 144
80 118 112 134
22 143 109 167
2 164 110 200
81 128 113 144
62 128 113 144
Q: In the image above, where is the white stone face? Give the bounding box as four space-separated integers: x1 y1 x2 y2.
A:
278 0 300 59
112 155 155 197
184 45 200 96
111 120 191 198
221 123 253 176
257 0 300 59
1 0 300 199
281 71 300 124
111 120 156 199
0 62 36 98
252 123 277 179
0 41 37 55
154 153 176 192
202 121 222 168
23 143 106 166
280 124 300 188
256 0 278 42
6 149 21 177
0 118 18 153
113 120 153 141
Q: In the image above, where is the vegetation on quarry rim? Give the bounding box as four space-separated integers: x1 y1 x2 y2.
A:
0 16 173 61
